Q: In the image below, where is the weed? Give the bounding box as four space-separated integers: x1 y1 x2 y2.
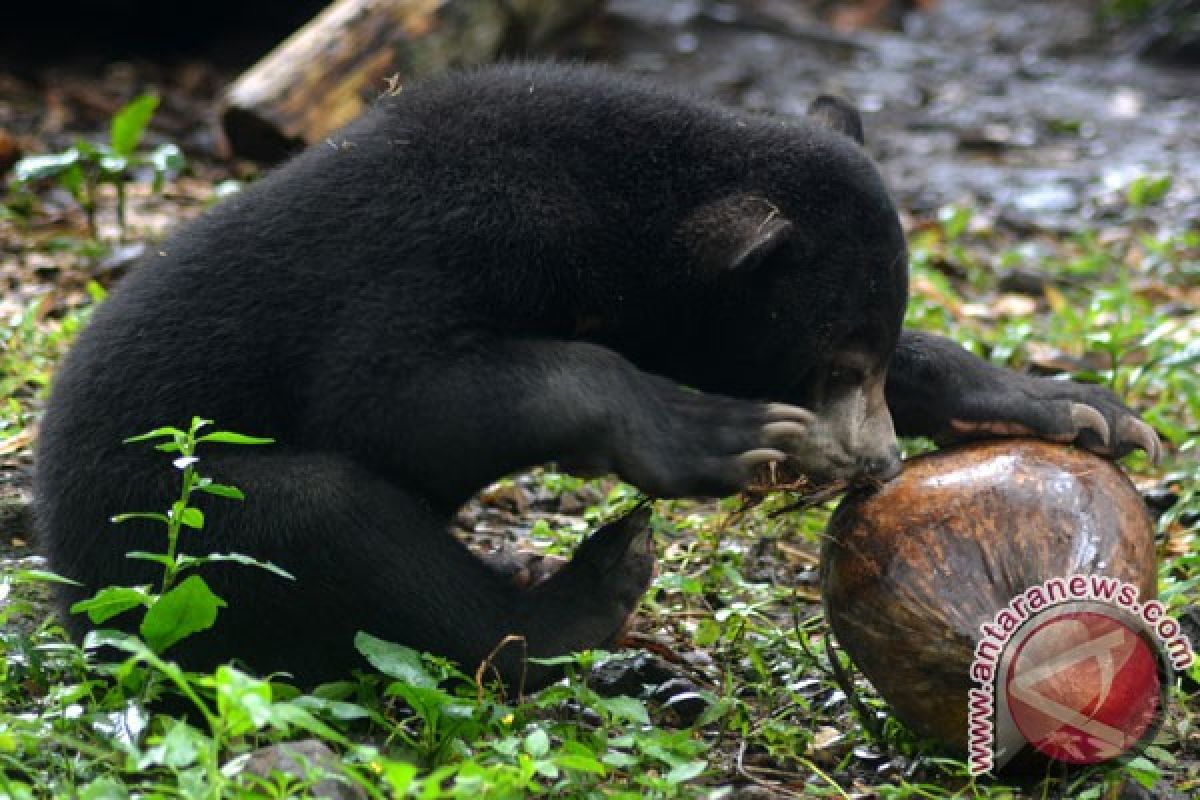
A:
8 93 184 241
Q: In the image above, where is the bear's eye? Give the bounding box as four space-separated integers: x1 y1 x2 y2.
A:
828 365 865 387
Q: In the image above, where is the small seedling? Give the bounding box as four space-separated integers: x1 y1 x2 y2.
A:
9 93 184 239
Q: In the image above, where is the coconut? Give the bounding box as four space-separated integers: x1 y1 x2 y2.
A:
820 439 1157 749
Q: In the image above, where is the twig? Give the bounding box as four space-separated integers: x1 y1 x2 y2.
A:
475 634 527 704
734 741 808 799
823 633 884 742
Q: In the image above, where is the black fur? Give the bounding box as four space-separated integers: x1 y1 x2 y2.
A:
35 63 1156 687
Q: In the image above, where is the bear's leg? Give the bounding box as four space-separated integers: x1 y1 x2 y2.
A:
145 449 655 689
313 338 818 505
886 330 1160 460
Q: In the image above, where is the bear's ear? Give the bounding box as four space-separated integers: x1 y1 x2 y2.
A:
807 95 864 145
678 194 794 275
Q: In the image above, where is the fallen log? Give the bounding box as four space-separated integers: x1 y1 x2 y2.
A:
218 0 601 162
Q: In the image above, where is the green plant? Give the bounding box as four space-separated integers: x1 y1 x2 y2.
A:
70 417 286 656
9 93 184 239
0 283 102 442
1126 173 1172 209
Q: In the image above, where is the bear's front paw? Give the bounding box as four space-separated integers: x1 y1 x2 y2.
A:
947 378 1161 463
613 382 815 497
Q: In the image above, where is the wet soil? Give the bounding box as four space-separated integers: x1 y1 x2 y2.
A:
602 0 1199 231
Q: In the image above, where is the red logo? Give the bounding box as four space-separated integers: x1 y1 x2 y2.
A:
1004 610 1161 764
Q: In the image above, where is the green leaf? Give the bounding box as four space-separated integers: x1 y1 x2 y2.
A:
125 551 176 569
214 665 272 736
267 702 350 744
124 426 183 443
11 568 80 586
594 695 650 726
1125 755 1160 789
111 512 169 525
12 150 80 182
195 480 245 500
693 617 721 646
145 143 185 191
1126 174 1172 208
198 431 275 446
664 759 707 784
524 728 550 758
554 753 607 775
110 93 159 156
355 632 437 687
385 683 471 725
161 721 204 768
138 721 204 770
601 750 639 768
178 552 294 580
82 628 145 654
78 776 128 800
71 586 152 624
140 575 226 653
176 506 204 530
58 163 85 199
381 761 417 793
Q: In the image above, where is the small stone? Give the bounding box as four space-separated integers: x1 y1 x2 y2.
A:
557 485 602 514
997 268 1048 296
589 653 678 697
557 699 603 728
651 676 697 702
1115 776 1184 800
660 691 709 727
681 649 715 672
852 744 886 764
1141 486 1179 515
237 740 364 800
478 481 531 514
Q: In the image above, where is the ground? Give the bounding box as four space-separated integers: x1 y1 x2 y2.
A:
0 1 1197 797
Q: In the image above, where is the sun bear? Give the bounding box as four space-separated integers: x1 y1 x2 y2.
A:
35 63 1159 688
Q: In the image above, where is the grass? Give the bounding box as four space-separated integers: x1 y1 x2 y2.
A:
1 125 1197 798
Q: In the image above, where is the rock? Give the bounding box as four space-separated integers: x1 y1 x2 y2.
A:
478 481 532 514
588 652 678 697
996 268 1048 296
557 484 602 514
660 690 710 727
651 676 699 703
1141 486 1180 515
237 740 363 800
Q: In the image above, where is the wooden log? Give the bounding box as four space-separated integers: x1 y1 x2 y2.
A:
218 0 601 162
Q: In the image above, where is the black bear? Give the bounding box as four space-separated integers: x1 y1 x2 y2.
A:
36 63 1159 688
